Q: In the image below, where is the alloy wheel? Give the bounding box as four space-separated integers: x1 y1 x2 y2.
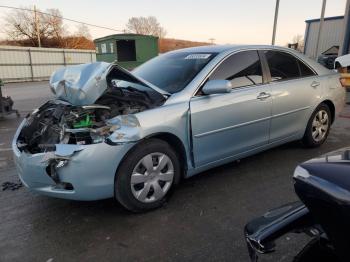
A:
312 110 329 142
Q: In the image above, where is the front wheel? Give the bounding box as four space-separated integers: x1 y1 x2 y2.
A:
115 139 180 212
302 104 331 148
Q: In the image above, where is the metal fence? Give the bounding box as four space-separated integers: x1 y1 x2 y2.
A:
0 45 96 83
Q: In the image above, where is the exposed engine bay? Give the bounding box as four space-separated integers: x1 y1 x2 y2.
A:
17 63 167 154
18 90 154 153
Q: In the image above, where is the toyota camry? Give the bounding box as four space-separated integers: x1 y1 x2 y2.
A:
13 45 345 212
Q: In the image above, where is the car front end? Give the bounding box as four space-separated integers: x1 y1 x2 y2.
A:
12 62 167 201
12 117 136 200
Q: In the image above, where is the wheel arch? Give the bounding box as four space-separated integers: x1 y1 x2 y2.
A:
144 132 188 178
302 99 335 138
321 99 335 124
114 132 188 184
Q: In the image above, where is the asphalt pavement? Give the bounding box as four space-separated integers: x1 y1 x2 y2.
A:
1 81 350 262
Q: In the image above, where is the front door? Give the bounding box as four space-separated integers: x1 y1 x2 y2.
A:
190 50 272 167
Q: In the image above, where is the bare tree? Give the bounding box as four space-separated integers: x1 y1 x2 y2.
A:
62 24 93 49
74 24 92 39
290 34 305 52
45 9 67 41
4 6 65 46
3 7 94 50
125 16 166 38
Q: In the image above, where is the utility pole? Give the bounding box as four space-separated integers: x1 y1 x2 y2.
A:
34 5 41 47
209 38 215 44
314 0 327 59
271 0 280 45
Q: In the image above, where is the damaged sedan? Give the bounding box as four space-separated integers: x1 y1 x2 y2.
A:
13 45 345 212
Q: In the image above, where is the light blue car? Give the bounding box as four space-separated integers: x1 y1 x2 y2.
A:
13 45 345 212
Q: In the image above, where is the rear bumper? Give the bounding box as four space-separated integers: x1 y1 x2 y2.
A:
12 119 135 201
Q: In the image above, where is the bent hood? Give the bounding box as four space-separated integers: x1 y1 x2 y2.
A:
49 62 168 106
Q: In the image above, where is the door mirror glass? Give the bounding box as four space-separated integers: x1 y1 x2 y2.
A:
202 80 232 95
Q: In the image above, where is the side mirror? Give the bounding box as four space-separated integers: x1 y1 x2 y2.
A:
202 80 232 95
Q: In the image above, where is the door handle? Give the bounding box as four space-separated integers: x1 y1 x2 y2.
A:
257 92 271 100
310 81 320 88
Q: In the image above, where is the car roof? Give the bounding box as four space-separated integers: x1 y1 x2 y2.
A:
169 44 332 75
169 44 293 54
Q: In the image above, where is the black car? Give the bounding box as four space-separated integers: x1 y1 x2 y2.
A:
245 147 350 262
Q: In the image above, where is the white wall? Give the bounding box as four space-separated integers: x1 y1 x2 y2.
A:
0 46 96 82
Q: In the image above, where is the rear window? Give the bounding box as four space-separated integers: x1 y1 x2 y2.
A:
133 52 217 94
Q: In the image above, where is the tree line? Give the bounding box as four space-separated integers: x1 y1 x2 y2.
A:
1 7 167 50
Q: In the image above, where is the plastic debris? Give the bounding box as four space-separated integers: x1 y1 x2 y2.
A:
2 181 23 191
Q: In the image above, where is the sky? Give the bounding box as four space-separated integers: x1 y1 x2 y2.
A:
0 0 347 45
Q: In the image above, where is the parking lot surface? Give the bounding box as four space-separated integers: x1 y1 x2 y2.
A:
1 81 350 262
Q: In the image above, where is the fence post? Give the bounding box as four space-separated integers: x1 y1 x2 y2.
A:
28 49 34 81
63 49 67 66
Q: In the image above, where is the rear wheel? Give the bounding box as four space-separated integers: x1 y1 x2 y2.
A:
115 139 180 212
302 104 331 148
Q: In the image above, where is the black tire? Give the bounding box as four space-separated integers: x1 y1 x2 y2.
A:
115 138 181 212
293 237 339 262
302 104 331 148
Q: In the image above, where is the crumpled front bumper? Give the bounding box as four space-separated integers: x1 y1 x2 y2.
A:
12 119 135 201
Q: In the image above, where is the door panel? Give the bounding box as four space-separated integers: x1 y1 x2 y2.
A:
190 85 271 167
269 77 319 142
262 50 320 142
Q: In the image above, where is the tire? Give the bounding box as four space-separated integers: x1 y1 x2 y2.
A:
293 237 339 262
302 104 331 148
115 138 181 212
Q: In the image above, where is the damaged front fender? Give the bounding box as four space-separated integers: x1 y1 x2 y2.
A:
106 114 143 144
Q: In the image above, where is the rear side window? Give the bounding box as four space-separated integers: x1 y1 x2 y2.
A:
264 50 300 81
298 60 315 77
209 50 263 88
264 50 316 81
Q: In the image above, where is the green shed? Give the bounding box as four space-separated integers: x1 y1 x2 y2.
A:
94 34 159 69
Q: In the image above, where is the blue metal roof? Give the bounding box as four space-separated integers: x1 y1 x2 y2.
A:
305 15 344 23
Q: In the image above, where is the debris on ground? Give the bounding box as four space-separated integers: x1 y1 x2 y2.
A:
2 180 23 191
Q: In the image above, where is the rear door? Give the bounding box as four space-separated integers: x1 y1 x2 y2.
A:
262 50 319 142
190 50 272 167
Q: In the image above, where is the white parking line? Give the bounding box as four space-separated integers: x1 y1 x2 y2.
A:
0 128 17 132
0 148 12 152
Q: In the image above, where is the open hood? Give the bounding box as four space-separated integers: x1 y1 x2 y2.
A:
49 62 169 106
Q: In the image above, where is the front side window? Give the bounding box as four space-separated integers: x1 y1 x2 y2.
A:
264 51 301 81
209 50 263 88
133 52 217 94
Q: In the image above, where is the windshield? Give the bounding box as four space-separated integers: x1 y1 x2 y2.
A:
133 52 217 94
